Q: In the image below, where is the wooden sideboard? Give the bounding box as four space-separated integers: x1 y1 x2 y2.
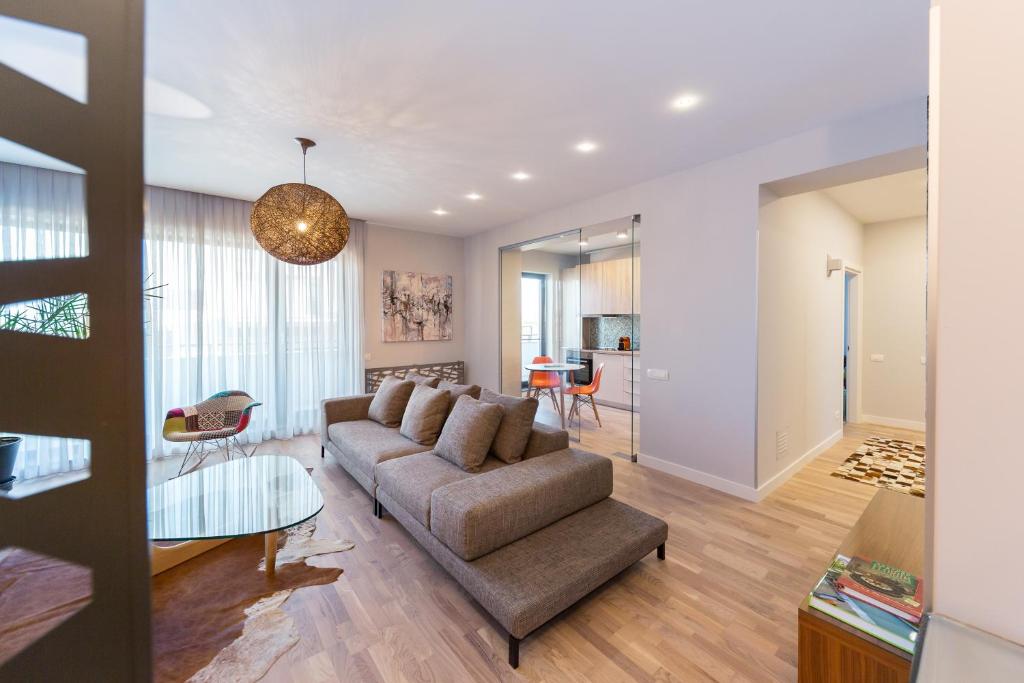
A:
797 488 925 683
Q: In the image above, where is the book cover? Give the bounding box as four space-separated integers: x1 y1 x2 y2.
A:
835 556 923 622
808 555 919 655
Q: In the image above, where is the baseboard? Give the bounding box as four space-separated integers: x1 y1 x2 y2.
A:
636 453 760 502
859 415 926 432
755 429 843 500
636 428 842 504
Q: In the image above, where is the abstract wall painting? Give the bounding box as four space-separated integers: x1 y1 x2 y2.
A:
381 270 453 342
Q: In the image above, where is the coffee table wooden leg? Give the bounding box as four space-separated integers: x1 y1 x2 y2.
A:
265 530 279 578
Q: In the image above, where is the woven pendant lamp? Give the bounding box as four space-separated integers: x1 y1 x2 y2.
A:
250 137 350 265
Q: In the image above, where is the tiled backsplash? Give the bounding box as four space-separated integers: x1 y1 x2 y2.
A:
583 315 640 349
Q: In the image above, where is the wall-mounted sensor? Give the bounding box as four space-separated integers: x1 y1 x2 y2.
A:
826 254 843 277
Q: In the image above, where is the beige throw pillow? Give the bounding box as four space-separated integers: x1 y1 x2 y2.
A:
479 388 539 464
368 376 415 427
437 381 482 413
404 372 440 388
400 384 451 445
434 395 503 472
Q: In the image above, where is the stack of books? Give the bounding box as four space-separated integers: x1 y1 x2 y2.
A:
808 554 922 654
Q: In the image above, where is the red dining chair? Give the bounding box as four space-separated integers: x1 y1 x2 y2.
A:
566 363 604 428
527 355 562 412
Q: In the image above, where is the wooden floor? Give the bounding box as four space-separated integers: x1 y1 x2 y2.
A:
149 420 924 682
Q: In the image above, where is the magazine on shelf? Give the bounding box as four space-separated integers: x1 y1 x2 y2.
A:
835 555 923 623
808 554 919 655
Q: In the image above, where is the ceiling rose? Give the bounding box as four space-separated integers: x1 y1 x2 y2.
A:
250 137 349 265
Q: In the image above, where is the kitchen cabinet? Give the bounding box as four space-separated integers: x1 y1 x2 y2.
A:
576 257 636 316
601 258 631 315
580 261 603 315
592 352 639 410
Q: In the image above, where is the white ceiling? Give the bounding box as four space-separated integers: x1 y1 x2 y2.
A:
1 1 929 236
824 169 927 224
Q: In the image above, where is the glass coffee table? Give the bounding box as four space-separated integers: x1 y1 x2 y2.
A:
148 455 323 578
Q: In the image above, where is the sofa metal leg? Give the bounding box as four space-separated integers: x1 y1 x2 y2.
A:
321 445 325 458
657 543 666 560
508 634 520 669
373 499 379 517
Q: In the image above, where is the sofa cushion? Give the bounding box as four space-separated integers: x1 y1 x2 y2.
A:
437 381 482 413
430 448 613 561
375 452 472 527
368 376 416 427
404 372 440 388
399 384 451 445
327 419 430 481
434 395 503 473
479 389 539 464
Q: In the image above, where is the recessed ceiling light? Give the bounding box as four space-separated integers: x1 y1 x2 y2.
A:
579 238 589 247
670 93 702 111
511 171 532 181
616 230 629 239
574 140 598 153
465 192 483 201
432 208 449 216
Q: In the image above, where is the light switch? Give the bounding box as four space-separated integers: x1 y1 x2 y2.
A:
921 356 926 365
870 354 885 362
364 352 372 361
647 368 669 381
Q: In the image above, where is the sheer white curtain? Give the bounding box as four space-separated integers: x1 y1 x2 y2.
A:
1 161 365 478
143 186 365 458
0 161 90 479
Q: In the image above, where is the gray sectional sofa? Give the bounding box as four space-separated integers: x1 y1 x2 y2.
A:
320 376 667 668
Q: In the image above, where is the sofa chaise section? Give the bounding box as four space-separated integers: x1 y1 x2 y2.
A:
373 446 666 668
375 485 667 668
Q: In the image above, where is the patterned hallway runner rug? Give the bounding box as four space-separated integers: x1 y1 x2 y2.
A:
831 437 926 497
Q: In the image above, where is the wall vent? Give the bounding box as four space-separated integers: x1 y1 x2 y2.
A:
776 430 790 461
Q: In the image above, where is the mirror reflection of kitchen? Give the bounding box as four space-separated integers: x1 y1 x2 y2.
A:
499 215 639 460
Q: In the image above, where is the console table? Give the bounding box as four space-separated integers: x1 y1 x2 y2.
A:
797 488 925 682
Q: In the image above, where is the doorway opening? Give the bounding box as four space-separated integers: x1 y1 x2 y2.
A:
755 160 927 491
843 268 861 423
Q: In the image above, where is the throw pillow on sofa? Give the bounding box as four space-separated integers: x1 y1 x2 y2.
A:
438 381 482 413
404 372 440 388
368 376 416 427
434 395 503 472
400 384 451 445
479 388 539 464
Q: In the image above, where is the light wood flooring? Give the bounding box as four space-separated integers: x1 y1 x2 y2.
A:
149 420 924 682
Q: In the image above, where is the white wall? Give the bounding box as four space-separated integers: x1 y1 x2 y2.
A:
756 191 863 488
465 99 926 498
927 0 1024 645
861 217 926 429
363 222 465 369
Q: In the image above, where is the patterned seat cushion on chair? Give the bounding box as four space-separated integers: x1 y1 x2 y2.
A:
162 390 261 442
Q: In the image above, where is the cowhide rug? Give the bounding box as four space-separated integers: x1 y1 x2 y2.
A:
152 521 354 683
831 436 926 497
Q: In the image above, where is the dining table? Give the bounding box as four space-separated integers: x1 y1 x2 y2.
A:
523 362 585 429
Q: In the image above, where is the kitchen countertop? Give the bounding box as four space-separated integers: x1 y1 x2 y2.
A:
582 348 639 356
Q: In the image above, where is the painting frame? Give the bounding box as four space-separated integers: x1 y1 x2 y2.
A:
381 270 453 342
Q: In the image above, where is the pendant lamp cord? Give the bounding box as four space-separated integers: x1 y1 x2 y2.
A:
302 147 307 185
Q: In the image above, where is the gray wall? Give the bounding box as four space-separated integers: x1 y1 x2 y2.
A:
464 99 926 499
363 222 465 369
